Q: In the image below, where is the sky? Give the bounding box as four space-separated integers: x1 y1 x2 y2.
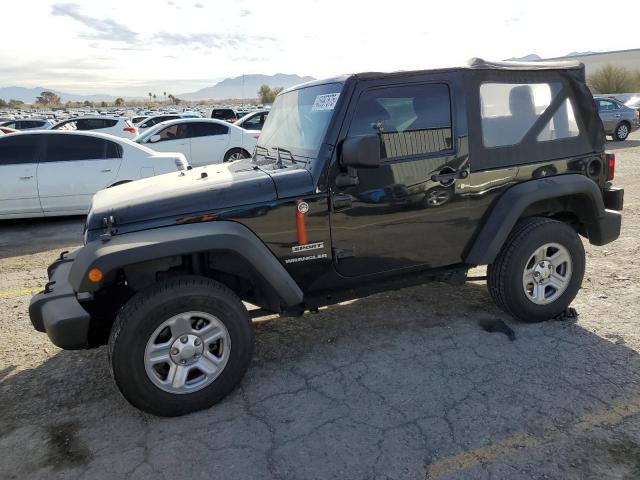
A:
1 0 639 96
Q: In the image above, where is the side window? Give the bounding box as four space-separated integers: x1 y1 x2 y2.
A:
189 122 229 138
349 83 452 159
2 121 17 129
243 114 263 129
537 98 580 141
105 140 123 158
480 82 565 148
0 135 41 164
45 135 107 161
156 124 189 142
597 100 618 112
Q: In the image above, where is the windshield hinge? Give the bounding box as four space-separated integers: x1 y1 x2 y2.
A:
100 215 116 242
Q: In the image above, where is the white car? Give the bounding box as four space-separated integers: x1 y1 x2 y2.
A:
135 118 259 166
0 119 54 131
234 109 269 131
51 116 139 139
0 131 189 219
135 113 201 132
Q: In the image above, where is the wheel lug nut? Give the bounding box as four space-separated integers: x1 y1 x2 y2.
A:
171 348 179 355
179 359 186 364
180 336 188 343
194 339 201 346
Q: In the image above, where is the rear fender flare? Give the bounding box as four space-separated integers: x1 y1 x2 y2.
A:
464 174 613 265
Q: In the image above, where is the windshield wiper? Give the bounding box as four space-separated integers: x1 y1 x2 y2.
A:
252 145 278 166
274 146 306 166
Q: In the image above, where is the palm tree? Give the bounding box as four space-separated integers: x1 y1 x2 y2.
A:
148 92 152 102
163 91 167 103
153 94 157 101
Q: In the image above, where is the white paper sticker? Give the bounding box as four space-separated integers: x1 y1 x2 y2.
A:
312 93 340 111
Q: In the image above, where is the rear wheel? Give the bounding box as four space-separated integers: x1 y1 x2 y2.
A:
613 122 630 141
487 217 585 323
223 148 250 162
108 276 253 416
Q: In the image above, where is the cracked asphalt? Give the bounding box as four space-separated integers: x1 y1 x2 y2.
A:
1 132 640 480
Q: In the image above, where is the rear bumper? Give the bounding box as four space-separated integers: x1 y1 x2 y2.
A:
29 251 91 350
587 186 624 246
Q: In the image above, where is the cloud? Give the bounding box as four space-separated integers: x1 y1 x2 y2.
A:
240 9 252 17
194 2 204 8
152 32 275 49
51 3 138 42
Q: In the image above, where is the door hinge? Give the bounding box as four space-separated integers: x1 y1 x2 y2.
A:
332 248 354 262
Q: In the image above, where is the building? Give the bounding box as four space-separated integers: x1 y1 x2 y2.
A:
541 48 640 76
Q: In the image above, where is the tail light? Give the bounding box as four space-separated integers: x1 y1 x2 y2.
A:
123 127 138 134
605 152 615 181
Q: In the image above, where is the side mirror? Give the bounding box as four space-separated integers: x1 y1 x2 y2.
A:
341 134 381 168
149 134 161 143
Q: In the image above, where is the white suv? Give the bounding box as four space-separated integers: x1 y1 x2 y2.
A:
0 119 54 130
0 131 189 219
51 116 138 139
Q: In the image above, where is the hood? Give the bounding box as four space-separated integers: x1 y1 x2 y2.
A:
86 160 276 232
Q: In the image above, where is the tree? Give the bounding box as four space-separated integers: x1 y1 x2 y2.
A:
114 97 125 107
35 91 62 106
258 85 284 104
8 99 25 109
83 100 94 107
163 91 167 103
100 101 107 108
148 92 152 102
587 64 639 94
0 99 7 108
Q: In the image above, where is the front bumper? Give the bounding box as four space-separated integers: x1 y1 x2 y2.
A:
29 250 91 350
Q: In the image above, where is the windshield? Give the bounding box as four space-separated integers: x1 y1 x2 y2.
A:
257 82 343 159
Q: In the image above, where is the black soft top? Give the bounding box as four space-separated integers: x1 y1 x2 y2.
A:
283 58 586 93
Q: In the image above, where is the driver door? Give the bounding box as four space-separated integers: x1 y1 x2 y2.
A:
329 81 471 277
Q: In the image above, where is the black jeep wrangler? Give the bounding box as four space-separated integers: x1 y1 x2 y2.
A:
30 59 624 416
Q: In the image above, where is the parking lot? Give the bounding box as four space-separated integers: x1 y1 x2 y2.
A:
0 132 639 479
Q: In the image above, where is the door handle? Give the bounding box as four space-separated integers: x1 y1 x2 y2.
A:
431 169 468 185
615 114 621 118
331 193 353 211
101 169 112 172
19 175 33 180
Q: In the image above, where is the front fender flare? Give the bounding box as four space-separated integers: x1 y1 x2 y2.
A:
69 221 304 308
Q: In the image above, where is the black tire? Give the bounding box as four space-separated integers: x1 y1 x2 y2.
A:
108 276 253 416
613 122 630 141
223 148 250 162
487 217 585 323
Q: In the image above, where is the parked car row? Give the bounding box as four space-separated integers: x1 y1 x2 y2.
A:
0 131 189 219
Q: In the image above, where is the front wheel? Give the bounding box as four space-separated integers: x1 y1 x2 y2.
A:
487 217 585 323
613 122 630 141
223 148 250 162
108 276 253 416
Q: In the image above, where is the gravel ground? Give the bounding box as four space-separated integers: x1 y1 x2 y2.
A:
1 132 639 480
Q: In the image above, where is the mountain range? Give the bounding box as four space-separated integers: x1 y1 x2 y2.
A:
179 74 316 100
0 73 316 104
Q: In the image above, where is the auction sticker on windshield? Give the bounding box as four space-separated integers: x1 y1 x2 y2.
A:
312 93 340 111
